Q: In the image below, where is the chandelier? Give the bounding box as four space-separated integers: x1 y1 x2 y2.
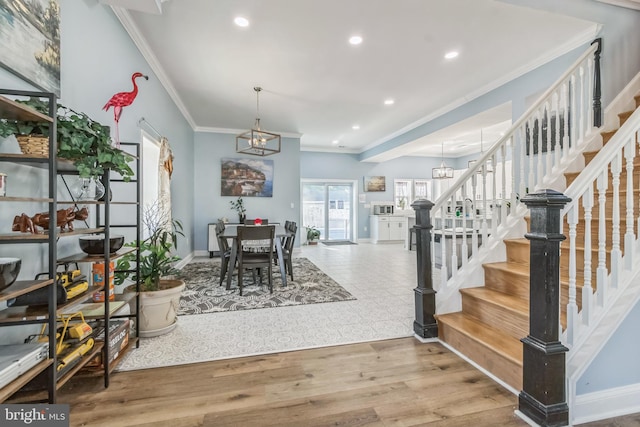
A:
432 141 453 179
468 129 494 174
236 87 281 156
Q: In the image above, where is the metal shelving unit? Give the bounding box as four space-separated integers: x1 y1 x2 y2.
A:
0 89 58 403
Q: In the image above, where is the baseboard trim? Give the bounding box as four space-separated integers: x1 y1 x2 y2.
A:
573 383 640 425
175 252 196 269
413 334 438 344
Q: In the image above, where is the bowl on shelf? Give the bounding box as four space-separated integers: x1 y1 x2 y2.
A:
78 234 125 256
0 257 21 291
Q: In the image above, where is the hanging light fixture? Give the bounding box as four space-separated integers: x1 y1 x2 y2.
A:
468 128 494 174
236 87 281 156
432 141 453 179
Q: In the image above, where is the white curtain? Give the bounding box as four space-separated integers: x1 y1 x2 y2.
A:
158 136 173 229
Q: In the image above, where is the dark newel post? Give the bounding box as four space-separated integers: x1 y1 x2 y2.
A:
411 199 437 338
519 190 571 427
592 38 602 128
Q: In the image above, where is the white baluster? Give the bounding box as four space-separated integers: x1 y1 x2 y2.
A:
582 184 594 327
461 186 468 269
471 173 478 258
586 56 594 136
611 153 622 288
501 144 508 225
554 92 562 169
537 110 544 189
492 153 498 237
624 137 635 269
482 159 489 242
570 73 578 155
545 102 552 177
528 118 535 192
579 65 585 145
596 171 608 307
440 205 448 290
519 127 527 197
566 205 579 347
562 81 570 162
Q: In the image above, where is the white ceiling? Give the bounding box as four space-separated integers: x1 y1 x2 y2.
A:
105 0 599 160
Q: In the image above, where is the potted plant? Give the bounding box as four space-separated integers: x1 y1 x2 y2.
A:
0 97 134 182
115 203 185 337
229 196 247 223
306 225 320 245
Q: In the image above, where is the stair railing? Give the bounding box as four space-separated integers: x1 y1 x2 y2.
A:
562 106 640 348
430 39 602 313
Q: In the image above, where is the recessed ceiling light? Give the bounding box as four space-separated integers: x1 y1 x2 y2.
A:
349 35 363 45
384 99 395 106
234 16 249 27
444 51 459 59
332 140 339 144
352 125 360 130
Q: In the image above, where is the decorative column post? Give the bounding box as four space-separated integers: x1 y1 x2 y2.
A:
411 199 437 338
519 189 571 427
592 38 602 128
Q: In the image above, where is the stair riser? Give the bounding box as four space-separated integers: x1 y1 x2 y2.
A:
461 293 528 341
483 266 529 299
438 321 522 390
505 241 529 264
619 110 634 126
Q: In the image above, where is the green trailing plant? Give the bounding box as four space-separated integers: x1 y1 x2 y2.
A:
115 203 184 292
0 97 134 180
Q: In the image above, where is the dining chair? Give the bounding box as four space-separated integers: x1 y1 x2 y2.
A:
276 222 297 280
236 225 275 295
244 218 269 225
215 221 232 286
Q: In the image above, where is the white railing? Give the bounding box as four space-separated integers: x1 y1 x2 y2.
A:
562 106 640 353
432 41 600 312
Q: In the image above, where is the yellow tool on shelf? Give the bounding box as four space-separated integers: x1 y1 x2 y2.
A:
55 312 95 372
60 270 89 299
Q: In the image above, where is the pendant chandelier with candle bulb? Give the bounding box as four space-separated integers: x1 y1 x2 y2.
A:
236 87 281 156
468 128 494 174
432 141 453 179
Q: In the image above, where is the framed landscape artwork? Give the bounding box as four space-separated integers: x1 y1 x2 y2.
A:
364 176 386 192
221 158 274 197
0 1 61 95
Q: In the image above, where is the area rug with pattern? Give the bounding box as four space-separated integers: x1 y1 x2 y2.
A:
178 257 355 315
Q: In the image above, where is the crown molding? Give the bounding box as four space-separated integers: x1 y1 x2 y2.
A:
594 0 640 10
109 6 197 130
194 126 303 139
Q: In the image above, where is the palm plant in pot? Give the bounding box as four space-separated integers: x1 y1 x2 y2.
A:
115 203 185 338
306 226 321 245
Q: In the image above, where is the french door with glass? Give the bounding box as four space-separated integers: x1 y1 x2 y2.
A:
302 181 355 242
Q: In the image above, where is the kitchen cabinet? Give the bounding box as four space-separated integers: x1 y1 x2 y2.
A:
370 216 406 243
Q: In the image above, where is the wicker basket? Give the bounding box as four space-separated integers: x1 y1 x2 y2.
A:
16 135 49 157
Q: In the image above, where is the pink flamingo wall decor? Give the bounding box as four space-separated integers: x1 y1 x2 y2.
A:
103 72 148 147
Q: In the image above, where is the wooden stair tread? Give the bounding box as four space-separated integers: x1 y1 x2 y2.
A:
437 312 523 365
461 287 528 316
483 261 528 275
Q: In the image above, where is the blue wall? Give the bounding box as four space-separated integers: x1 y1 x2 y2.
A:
0 1 194 276
300 152 455 238
576 301 640 394
193 132 301 251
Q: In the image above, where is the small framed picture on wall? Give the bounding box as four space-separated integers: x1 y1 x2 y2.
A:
363 176 385 192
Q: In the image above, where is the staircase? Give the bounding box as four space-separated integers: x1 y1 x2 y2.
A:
413 38 640 425
437 95 640 393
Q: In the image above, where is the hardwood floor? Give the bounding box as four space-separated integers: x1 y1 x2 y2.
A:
60 337 528 427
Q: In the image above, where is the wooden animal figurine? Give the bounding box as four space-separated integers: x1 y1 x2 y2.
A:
12 207 89 234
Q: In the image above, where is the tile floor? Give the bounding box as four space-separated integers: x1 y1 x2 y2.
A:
117 242 421 371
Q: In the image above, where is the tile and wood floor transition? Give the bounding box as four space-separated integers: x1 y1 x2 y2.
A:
59 243 638 426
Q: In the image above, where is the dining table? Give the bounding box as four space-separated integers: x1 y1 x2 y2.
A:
220 224 292 290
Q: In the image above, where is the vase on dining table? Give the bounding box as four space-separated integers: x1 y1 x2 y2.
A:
239 214 246 224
